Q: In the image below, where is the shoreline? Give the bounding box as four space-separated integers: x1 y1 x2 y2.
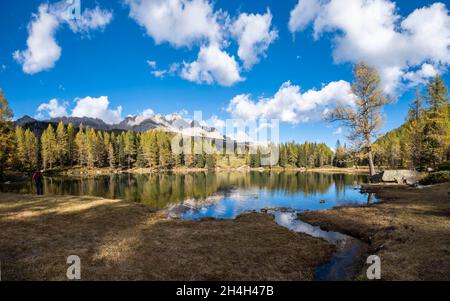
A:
3 166 369 180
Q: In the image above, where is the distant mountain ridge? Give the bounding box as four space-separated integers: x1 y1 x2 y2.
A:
14 114 224 140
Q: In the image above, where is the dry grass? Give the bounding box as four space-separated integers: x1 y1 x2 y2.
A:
299 183 450 280
0 193 333 281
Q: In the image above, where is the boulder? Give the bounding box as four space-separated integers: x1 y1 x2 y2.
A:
380 170 420 185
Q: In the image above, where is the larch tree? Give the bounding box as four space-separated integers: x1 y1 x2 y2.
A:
56 121 68 166
329 62 388 177
421 75 449 167
75 124 87 167
15 126 26 170
24 129 39 170
67 123 76 166
0 90 14 179
407 88 425 169
124 131 136 169
41 125 57 169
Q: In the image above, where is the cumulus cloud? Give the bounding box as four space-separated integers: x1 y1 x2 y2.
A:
13 5 61 75
227 80 355 124
72 96 123 124
181 44 244 86
124 0 278 86
124 0 223 48
289 0 450 94
37 98 68 119
14 2 112 74
230 10 278 69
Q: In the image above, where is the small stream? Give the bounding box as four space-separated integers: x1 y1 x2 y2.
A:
271 211 366 281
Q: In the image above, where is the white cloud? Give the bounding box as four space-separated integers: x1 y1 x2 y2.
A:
124 0 223 48
147 60 157 69
333 127 343 135
151 63 180 79
181 43 243 86
14 2 112 74
289 0 450 94
37 98 68 118
230 10 278 69
125 0 278 86
13 5 61 75
127 108 155 126
227 80 355 124
289 0 322 33
72 96 122 124
403 63 440 86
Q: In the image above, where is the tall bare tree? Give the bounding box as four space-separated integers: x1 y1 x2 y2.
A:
329 62 388 177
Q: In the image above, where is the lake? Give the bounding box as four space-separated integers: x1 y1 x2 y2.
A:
0 171 374 219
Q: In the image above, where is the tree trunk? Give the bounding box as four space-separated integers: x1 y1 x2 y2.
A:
367 146 376 177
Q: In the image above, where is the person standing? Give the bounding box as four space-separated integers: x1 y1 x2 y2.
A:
32 170 44 195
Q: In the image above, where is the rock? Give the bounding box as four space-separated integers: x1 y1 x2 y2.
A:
382 170 420 184
373 170 420 185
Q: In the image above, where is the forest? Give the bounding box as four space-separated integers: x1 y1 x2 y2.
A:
0 73 448 178
0 93 335 175
373 76 450 170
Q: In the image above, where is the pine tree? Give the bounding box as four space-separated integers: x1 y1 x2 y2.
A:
422 75 449 167
0 90 14 179
24 129 39 170
75 124 87 167
116 133 126 168
279 145 288 167
108 142 116 169
157 131 173 169
56 121 68 166
124 131 136 169
407 89 425 169
86 128 98 168
141 131 159 169
67 123 76 166
14 126 26 170
41 124 57 169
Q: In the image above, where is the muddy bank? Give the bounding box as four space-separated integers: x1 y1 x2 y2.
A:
299 183 450 280
0 193 334 281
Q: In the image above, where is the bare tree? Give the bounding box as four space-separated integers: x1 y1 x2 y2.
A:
329 62 388 177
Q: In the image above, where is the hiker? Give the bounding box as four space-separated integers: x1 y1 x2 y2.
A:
32 170 44 195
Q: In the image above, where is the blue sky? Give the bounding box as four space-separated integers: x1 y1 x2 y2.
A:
0 0 449 147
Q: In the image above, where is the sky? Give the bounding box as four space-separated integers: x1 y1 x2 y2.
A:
0 0 449 147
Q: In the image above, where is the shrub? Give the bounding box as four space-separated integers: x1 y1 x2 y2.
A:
437 161 450 171
419 171 450 185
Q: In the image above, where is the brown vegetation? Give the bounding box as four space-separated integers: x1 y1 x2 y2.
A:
0 193 333 281
299 183 450 280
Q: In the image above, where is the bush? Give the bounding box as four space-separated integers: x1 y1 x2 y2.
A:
437 161 450 171
419 171 450 185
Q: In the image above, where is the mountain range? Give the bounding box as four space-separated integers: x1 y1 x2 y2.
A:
14 114 224 140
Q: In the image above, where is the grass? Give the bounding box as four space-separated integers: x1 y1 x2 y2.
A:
0 193 333 281
299 183 450 280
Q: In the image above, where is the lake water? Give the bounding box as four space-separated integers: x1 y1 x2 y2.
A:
0 171 374 218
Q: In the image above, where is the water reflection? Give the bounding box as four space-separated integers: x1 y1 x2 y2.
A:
0 171 374 216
